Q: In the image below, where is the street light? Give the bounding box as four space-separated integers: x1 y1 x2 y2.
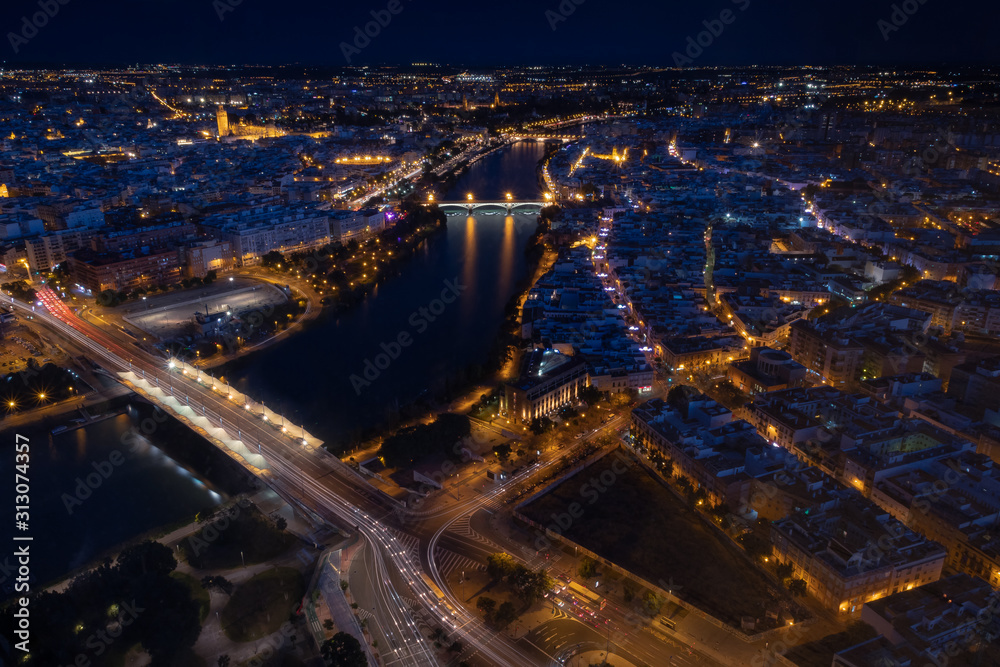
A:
505 192 513 201
466 193 473 201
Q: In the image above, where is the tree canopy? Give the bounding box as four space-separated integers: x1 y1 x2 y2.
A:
321 632 367 667
379 413 471 467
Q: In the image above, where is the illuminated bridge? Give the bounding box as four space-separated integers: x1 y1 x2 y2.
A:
505 132 583 141
426 199 548 213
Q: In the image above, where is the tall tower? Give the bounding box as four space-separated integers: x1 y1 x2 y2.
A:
493 90 501 108
462 94 469 112
216 106 229 138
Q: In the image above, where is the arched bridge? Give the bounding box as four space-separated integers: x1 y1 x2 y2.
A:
505 132 583 141
428 200 548 213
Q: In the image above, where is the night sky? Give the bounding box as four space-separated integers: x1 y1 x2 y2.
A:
0 0 996 67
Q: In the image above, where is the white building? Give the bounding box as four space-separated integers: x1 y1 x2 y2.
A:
65 206 106 229
201 206 331 266
330 209 385 243
0 213 44 241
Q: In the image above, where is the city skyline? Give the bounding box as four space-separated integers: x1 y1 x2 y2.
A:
1 5 999 666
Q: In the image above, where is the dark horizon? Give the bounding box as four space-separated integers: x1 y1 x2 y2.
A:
1 0 997 68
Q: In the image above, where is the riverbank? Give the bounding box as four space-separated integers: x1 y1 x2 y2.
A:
1 399 255 593
193 271 322 371
0 382 132 432
342 209 560 460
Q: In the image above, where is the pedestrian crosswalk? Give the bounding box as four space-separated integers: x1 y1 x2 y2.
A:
433 547 485 578
478 495 507 513
389 531 421 564
449 514 503 551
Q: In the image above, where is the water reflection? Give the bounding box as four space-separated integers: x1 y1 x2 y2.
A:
222 142 549 443
499 215 516 300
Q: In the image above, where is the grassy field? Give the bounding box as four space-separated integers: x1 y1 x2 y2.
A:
172 571 212 624
522 453 787 626
222 567 305 642
182 504 296 570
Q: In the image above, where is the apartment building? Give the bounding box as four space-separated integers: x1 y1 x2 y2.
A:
770 503 946 614
788 319 864 388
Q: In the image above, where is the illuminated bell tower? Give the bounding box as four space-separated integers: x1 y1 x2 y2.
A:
216 106 230 138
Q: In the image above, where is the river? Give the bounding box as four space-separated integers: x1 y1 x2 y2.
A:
0 405 236 591
221 140 550 444
0 141 550 588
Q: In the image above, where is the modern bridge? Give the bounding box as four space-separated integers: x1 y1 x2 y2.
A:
11 287 550 667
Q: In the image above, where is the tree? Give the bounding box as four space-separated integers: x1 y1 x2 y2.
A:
579 385 602 405
709 502 729 522
789 579 808 597
609 389 635 408
642 590 661 616
509 565 550 605
204 270 218 284
493 601 518 629
492 443 512 461
529 417 554 435
476 596 497 620
323 618 335 631
134 574 202 661
486 553 517 581
275 516 287 531
667 385 693 413
321 632 367 667
622 580 637 603
775 562 794 585
115 540 177 579
217 656 231 667
578 556 598 580
738 532 772 562
201 575 234 596
380 413 471 467
262 250 286 268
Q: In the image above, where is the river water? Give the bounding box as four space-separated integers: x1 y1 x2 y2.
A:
0 141 549 588
0 406 229 590
222 140 549 444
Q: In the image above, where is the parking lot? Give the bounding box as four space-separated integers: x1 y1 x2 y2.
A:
123 283 288 339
